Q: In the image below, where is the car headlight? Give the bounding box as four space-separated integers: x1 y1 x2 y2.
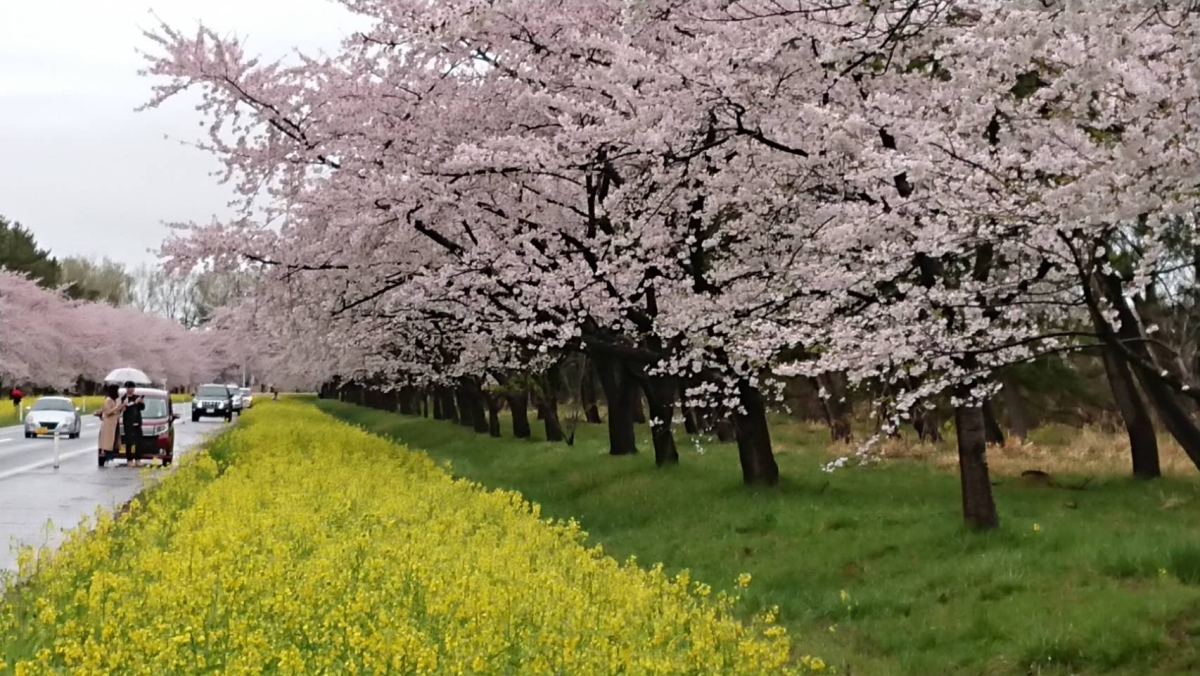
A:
149 424 169 435
25 419 36 429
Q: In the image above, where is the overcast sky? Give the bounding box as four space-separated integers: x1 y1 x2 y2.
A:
0 0 368 267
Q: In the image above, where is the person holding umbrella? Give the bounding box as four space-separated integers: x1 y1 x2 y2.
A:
119 381 146 467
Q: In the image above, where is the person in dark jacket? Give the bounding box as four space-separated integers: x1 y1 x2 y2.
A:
120 381 145 467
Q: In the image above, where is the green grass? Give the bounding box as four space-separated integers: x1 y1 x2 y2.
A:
318 399 1200 676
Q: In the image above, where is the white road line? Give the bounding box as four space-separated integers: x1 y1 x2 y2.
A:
0 438 90 459
0 447 96 482
0 438 11 444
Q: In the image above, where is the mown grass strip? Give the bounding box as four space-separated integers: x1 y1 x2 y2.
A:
1 401 818 675
318 399 1200 676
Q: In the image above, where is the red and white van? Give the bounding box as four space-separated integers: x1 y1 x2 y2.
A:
96 387 179 467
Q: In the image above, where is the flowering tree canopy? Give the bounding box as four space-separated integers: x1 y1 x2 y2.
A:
0 270 232 391
142 0 1200 526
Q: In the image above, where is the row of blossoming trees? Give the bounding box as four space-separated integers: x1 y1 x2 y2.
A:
145 0 1200 528
0 270 233 392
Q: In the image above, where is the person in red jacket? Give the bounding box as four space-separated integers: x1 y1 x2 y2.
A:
10 386 23 412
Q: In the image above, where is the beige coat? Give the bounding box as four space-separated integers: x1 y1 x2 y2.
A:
98 397 126 452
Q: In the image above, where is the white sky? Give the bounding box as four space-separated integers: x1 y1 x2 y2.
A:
0 0 368 266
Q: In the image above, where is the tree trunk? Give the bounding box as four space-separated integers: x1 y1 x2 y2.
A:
593 352 638 456
538 398 564 442
953 404 1000 530
999 374 1030 440
483 391 502 438
982 398 1005 445
682 404 699 435
715 418 736 443
432 391 444 420
454 389 475 430
876 400 902 439
461 379 490 435
439 388 459 424
472 392 489 435
1097 271 1200 470
1137 371 1200 470
732 381 780 486
632 390 647 425
1084 270 1161 478
540 365 566 442
641 376 680 466
913 404 943 443
1100 348 1161 479
817 372 853 443
580 362 603 424
505 389 532 439
398 388 415 415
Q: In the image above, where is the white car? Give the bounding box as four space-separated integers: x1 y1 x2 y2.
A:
225 384 244 413
24 396 82 439
239 387 254 409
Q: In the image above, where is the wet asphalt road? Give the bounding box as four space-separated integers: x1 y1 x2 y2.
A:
0 403 232 572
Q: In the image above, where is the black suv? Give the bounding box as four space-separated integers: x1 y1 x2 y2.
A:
192 383 236 422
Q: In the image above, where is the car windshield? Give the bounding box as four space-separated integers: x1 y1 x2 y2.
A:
240 389 251 396
31 399 73 412
198 386 228 398
139 397 170 418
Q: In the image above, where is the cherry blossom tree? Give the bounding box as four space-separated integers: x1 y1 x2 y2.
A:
0 270 230 391
142 0 1200 528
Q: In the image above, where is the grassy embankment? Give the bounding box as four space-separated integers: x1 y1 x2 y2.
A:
320 399 1200 676
1 401 814 675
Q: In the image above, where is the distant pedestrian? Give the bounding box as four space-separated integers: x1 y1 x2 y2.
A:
10 386 22 411
98 384 126 462
272 386 279 401
120 381 146 467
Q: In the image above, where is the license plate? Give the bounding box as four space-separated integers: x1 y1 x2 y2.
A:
36 427 47 435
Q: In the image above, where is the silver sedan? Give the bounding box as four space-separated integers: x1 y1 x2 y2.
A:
23 396 82 439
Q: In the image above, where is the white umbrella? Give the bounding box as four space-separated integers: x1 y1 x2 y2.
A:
103 367 152 385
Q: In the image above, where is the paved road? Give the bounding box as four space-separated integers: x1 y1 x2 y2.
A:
0 403 232 572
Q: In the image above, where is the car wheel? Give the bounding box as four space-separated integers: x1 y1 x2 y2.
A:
98 456 106 467
192 414 200 423
163 456 173 467
24 432 33 439
70 433 79 439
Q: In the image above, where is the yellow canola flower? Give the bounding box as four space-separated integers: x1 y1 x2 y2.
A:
0 402 825 675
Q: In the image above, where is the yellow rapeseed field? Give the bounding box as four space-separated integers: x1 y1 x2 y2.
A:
0 402 819 675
